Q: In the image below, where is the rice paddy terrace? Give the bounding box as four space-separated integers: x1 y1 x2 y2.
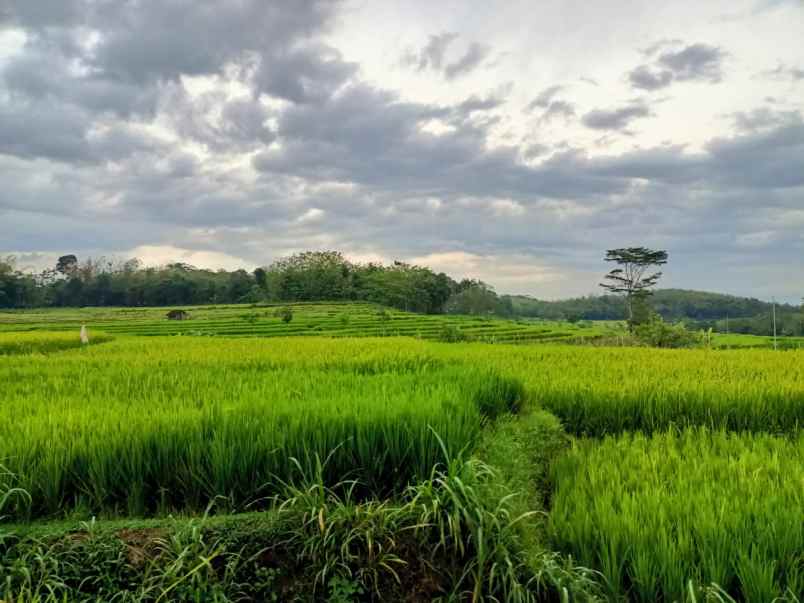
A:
0 313 801 601
0 301 606 344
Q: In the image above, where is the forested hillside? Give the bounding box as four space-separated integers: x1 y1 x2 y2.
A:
505 289 803 335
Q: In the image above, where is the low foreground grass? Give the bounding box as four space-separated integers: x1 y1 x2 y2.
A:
1 455 599 602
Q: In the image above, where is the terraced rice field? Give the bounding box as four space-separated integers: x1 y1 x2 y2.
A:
0 324 801 601
0 302 604 344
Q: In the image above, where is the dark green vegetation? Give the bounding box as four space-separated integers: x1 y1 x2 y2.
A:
508 289 804 336
1 326 802 601
0 251 507 317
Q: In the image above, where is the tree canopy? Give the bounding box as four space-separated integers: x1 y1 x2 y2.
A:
0 251 494 316
600 247 668 326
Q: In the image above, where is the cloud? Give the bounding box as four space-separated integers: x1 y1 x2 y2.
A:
581 103 651 131
525 86 575 124
757 62 804 82
526 85 564 111
628 65 674 91
403 33 490 80
128 245 252 270
629 42 726 90
1 1 803 300
444 42 492 79
731 107 802 132
539 100 576 124
404 32 459 71
657 43 726 82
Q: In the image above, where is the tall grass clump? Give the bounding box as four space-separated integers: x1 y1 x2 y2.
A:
548 428 804 602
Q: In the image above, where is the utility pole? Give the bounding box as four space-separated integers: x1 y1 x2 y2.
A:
772 297 777 351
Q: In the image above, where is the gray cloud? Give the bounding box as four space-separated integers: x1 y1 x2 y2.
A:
526 85 564 111
403 34 490 80
628 65 674 91
539 101 576 124
731 107 802 132
405 32 459 71
444 42 492 79
629 42 726 90
525 86 575 124
758 63 804 82
658 43 726 82
582 103 651 131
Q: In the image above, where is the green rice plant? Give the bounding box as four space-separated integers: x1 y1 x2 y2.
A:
548 428 804 602
0 301 607 344
454 344 804 435
0 331 113 355
0 338 522 520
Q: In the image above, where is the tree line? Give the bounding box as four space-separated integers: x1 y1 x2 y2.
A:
0 251 510 316
1 249 799 336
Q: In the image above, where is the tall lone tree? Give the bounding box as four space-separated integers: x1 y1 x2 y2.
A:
600 247 668 327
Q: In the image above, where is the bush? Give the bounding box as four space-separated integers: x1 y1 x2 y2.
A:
437 324 469 343
274 306 293 323
633 315 702 348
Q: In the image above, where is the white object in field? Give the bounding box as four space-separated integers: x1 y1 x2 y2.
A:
80 325 89 345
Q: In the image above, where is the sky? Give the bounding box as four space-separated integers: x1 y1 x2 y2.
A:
0 0 802 301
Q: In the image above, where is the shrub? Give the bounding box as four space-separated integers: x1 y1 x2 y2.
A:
274 306 293 323
633 315 702 348
437 324 469 343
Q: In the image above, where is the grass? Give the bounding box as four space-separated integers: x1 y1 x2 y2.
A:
0 457 600 603
549 428 804 602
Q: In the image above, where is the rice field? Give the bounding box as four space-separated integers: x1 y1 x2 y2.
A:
549 429 803 601
0 331 112 355
0 323 801 601
0 337 521 519
0 302 603 344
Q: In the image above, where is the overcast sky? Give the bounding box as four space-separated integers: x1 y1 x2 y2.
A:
1 0 802 300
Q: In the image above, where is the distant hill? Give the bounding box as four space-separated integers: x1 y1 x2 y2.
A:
504 289 800 322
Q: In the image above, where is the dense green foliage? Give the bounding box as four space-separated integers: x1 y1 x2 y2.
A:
0 252 502 316
550 429 803 602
